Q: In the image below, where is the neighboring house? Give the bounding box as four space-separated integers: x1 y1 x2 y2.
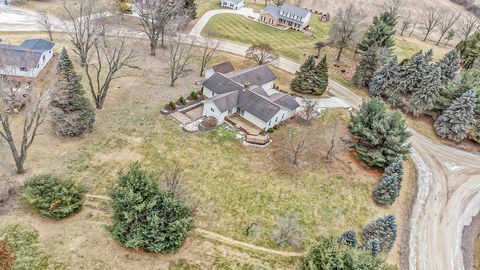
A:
202 62 300 132
259 3 311 31
220 0 245 10
0 39 55 78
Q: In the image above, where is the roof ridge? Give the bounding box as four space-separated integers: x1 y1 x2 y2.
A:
248 89 281 110
217 72 244 88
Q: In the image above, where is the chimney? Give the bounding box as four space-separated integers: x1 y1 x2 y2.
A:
243 82 250 90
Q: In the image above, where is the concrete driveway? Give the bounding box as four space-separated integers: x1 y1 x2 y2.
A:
190 7 259 37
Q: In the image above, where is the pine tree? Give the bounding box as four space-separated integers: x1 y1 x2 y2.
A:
313 55 329 95
49 48 95 137
353 46 380 87
424 49 434 63
369 56 399 97
379 11 397 28
363 238 381 256
338 230 358 248
362 215 397 253
408 66 441 116
358 12 396 52
372 175 401 206
348 98 411 168
434 89 477 142
384 156 404 179
435 49 461 84
291 56 316 93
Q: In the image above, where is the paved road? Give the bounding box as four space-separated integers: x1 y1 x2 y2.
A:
190 7 258 37
2 5 480 270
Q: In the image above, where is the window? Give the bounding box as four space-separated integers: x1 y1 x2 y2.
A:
275 117 278 122
42 55 45 61
19 67 28 72
211 107 215 112
282 113 285 119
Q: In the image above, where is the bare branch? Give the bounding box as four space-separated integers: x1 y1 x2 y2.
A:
163 35 196 86
421 7 442 42
36 12 54 41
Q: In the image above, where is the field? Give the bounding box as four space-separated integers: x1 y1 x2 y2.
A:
0 32 415 268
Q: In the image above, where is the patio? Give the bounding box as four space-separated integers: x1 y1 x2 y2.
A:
225 114 263 135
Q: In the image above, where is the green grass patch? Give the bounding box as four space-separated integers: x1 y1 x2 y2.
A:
202 14 331 61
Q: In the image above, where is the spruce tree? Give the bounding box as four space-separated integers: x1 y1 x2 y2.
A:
338 230 358 248
358 12 396 53
384 156 404 179
369 56 399 97
362 215 397 253
49 48 95 137
353 46 380 87
435 49 461 84
434 89 477 142
408 66 441 116
291 56 316 93
379 11 397 28
313 55 329 95
348 98 411 168
372 175 401 206
363 238 381 256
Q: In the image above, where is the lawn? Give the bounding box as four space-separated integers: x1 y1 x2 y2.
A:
0 32 414 268
202 14 331 62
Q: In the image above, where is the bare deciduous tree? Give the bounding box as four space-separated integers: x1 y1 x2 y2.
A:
302 99 319 124
36 12 53 41
161 165 189 201
0 91 46 174
314 41 325 58
444 29 456 47
199 34 219 77
436 11 460 45
323 117 342 161
163 35 196 86
409 18 418 37
327 4 366 61
271 212 304 249
245 43 279 65
399 12 412 36
271 0 285 6
278 127 309 166
421 7 442 42
63 0 102 65
458 15 480 42
293 0 304 6
84 36 138 109
137 0 187 56
383 0 403 19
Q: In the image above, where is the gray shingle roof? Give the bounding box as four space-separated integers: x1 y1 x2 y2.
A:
280 3 310 18
269 93 300 110
226 65 277 87
238 90 280 122
211 61 235 74
203 73 243 95
211 91 239 113
262 4 310 25
0 39 54 68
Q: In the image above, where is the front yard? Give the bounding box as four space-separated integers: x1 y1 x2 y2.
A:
0 32 414 268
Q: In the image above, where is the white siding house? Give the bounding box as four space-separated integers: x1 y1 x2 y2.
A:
220 0 245 9
0 39 55 78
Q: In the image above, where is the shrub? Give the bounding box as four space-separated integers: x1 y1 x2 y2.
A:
21 174 87 219
168 101 177 111
108 163 193 253
190 91 199 100
0 225 50 270
299 236 395 270
199 116 217 130
362 215 397 253
267 128 274 133
179 96 187 105
338 230 357 248
372 175 401 206
271 212 304 249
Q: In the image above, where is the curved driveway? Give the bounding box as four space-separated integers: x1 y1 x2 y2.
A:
2 5 480 269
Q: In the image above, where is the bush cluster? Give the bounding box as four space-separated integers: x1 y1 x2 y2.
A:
21 174 87 219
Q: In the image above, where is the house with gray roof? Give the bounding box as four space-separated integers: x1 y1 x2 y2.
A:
220 0 245 10
259 3 311 31
202 62 300 132
0 39 55 78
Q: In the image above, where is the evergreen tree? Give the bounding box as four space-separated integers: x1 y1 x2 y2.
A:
291 56 328 95
313 55 329 95
408 66 441 116
291 56 316 93
372 175 401 206
384 156 404 179
299 236 395 270
435 49 461 84
358 12 396 53
363 238 381 256
434 89 477 142
362 215 397 253
348 98 411 168
424 49 434 63
108 162 193 253
338 230 358 248
353 47 380 87
49 48 95 137
369 56 399 97
456 32 480 69
379 11 397 28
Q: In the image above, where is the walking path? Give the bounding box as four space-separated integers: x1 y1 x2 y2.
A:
2 5 480 269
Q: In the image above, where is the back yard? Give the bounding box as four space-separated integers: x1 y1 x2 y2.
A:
0 32 414 268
